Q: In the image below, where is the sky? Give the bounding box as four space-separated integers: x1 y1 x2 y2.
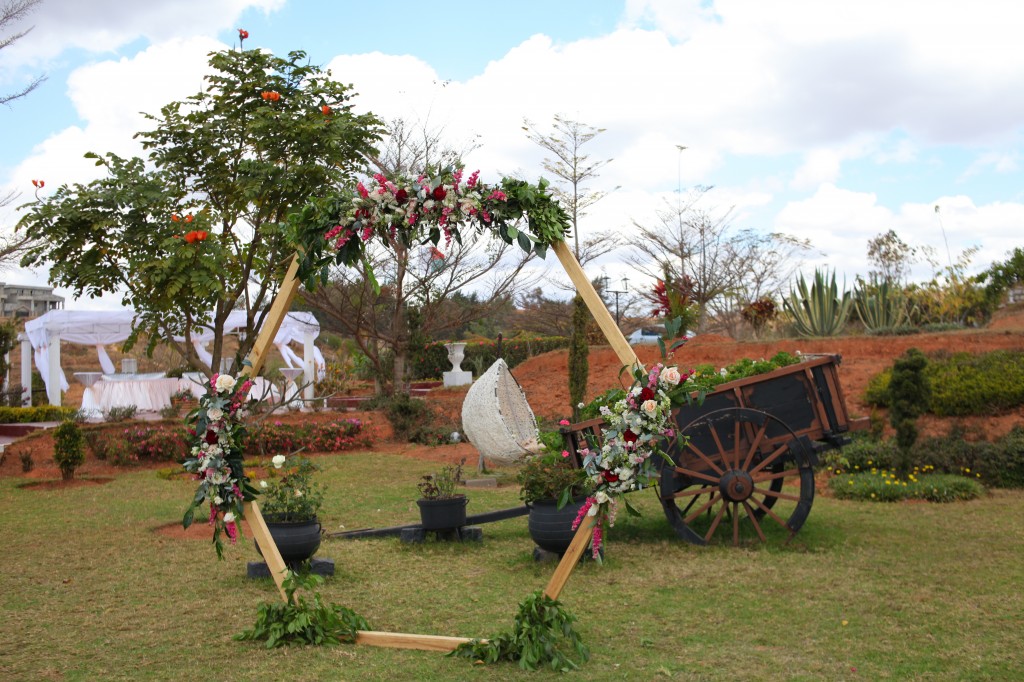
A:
2 0 1023 311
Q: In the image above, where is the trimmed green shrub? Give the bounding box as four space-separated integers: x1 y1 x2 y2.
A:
835 428 1024 489
829 471 984 502
864 350 1024 417
889 348 929 456
404 335 569 381
0 406 78 423
53 421 85 480
928 351 1024 416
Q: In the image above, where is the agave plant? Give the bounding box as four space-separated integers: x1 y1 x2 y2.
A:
783 269 854 337
855 276 914 332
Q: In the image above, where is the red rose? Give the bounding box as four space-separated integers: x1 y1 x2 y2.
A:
431 185 447 201
623 429 638 443
639 387 654 401
394 188 409 204
205 430 218 444
602 470 620 483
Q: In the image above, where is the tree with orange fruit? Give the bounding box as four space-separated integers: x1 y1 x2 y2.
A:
18 34 382 374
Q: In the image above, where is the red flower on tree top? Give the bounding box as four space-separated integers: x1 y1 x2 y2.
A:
238 28 249 40
321 104 331 115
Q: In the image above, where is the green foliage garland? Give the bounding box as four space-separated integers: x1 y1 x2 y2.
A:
450 590 589 672
235 573 370 648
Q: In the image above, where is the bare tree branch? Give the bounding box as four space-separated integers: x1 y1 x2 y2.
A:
1 0 46 106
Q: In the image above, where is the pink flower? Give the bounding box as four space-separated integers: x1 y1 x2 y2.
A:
561 450 570 458
467 170 480 187
558 419 570 426
487 190 507 201
571 497 595 530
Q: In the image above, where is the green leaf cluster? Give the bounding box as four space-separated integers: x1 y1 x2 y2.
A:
450 590 589 672
783 269 853 337
235 572 370 648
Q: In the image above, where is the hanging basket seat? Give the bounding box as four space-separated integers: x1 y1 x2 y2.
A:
461 359 540 464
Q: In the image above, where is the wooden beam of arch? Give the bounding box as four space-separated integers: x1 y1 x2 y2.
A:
239 241 639 643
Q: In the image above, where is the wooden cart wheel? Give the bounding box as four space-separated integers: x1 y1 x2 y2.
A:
659 407 816 546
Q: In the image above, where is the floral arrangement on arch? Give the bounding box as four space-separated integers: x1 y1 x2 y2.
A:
182 372 258 558
290 167 572 287
572 361 697 557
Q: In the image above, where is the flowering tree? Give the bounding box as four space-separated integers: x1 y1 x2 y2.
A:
18 35 382 373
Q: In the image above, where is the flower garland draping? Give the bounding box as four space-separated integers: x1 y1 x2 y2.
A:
289 167 571 287
182 372 258 558
572 361 697 558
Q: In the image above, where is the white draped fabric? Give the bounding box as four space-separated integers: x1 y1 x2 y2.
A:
24 309 323 401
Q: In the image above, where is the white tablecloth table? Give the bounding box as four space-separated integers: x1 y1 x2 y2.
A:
81 376 187 413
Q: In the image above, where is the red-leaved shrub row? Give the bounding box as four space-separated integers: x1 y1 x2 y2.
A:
83 418 368 466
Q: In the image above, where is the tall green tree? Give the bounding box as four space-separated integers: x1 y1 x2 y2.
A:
18 42 382 374
523 115 617 419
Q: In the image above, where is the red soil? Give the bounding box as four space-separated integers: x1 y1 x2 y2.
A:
4 306 1024 487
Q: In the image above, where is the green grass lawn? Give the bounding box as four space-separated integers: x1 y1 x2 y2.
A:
1 451 1022 681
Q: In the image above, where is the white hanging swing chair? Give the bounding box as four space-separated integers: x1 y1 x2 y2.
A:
461 358 541 464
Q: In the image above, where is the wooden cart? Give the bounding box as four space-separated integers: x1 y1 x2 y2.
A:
562 353 866 546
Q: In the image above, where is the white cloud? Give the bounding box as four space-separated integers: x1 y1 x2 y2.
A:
1 0 280 68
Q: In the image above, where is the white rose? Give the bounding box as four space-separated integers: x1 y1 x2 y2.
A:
207 407 224 421
259 480 267 489
272 455 286 469
618 468 634 481
595 491 609 505
641 399 658 417
223 512 235 523
215 374 236 393
660 367 682 386
213 495 223 506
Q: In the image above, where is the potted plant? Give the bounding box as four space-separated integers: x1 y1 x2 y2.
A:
416 459 468 530
256 454 326 567
168 387 197 416
518 452 593 556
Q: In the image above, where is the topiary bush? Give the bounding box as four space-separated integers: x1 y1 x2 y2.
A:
53 420 85 480
889 348 930 459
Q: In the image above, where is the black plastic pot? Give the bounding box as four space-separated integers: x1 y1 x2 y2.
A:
527 498 588 555
416 496 469 530
259 516 322 567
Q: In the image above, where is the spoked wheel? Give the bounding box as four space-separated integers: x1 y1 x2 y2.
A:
659 407 816 546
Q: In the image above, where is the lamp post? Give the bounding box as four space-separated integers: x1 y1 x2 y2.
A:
601 275 630 326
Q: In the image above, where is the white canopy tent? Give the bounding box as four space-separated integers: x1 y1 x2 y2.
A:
20 309 325 406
